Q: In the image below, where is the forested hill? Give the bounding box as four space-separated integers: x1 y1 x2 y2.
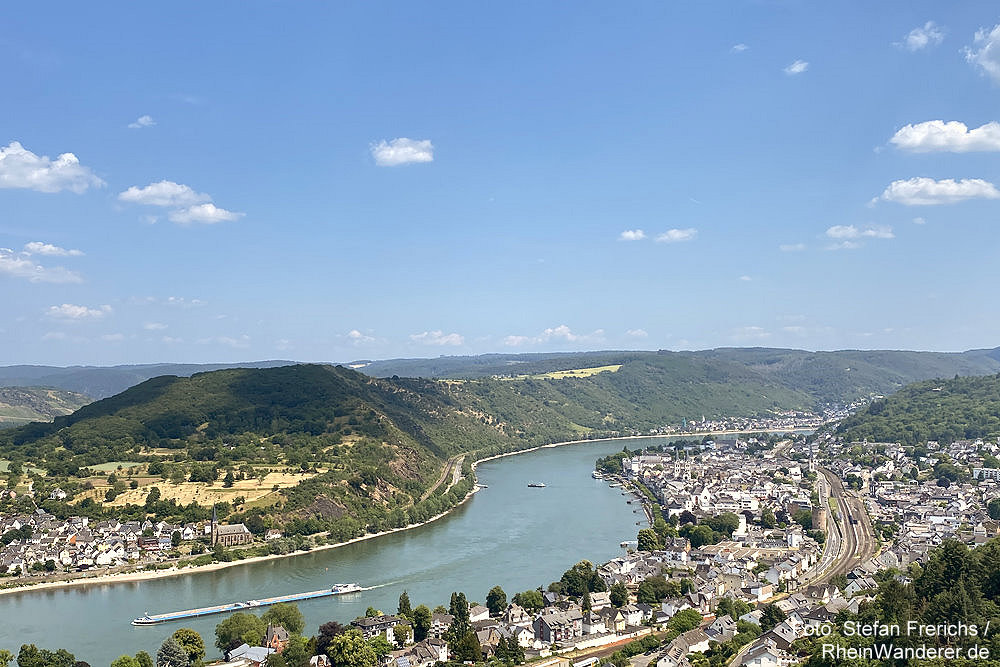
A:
0 360 296 399
359 347 1000 406
0 365 520 475
835 373 1000 446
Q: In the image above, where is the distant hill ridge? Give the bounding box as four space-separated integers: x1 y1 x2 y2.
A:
4 347 1000 405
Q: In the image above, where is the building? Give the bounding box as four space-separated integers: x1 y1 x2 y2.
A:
213 523 253 547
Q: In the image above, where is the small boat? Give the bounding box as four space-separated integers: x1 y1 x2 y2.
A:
331 583 362 594
592 471 603 479
527 482 546 488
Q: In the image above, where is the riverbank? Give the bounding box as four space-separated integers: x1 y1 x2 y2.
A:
0 428 806 597
0 482 486 598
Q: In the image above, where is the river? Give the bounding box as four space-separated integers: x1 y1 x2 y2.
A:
0 438 653 666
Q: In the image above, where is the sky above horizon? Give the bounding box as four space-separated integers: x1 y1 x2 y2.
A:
4 2 1000 366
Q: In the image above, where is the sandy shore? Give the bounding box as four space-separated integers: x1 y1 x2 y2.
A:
0 427 808 597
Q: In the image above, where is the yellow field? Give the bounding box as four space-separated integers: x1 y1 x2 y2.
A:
75 470 317 508
528 364 623 380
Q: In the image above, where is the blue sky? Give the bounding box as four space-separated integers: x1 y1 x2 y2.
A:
3 2 1000 366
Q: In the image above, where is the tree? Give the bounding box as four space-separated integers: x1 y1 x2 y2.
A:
685 525 717 548
397 590 412 619
637 576 680 603
0 651 12 667
364 607 382 618
110 657 140 667
678 510 697 526
265 655 287 667
511 590 543 611
171 531 182 548
558 560 606 596
637 528 660 552
446 592 471 642
223 470 236 488
262 603 305 636
367 637 392 660
610 582 628 607
988 498 1000 521
392 624 410 649
280 637 309 667
502 635 524 665
171 629 205 665
136 653 154 667
716 597 750 620
316 621 346 655
581 590 592 612
215 612 266 652
759 604 786 632
16 645 75 667
155 638 189 667
451 632 482 663
325 630 376 667
486 585 507 617
412 605 432 642
704 513 740 537
668 609 703 633
792 509 813 530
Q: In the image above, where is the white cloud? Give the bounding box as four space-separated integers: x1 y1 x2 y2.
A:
23 241 83 257
731 43 749 53
784 60 809 75
739 275 752 281
275 338 292 351
731 326 770 341
626 328 648 338
347 329 375 343
371 138 434 166
46 303 111 320
779 243 806 252
890 120 1000 152
875 177 1000 205
101 333 125 341
503 324 605 347
913 217 926 225
143 322 167 330
827 240 861 251
197 335 251 348
0 141 104 193
619 229 646 241
825 225 894 240
965 24 1000 84
119 180 243 224
165 296 205 307
410 330 464 346
897 21 945 51
127 115 156 129
0 248 82 283
655 228 697 243
162 336 183 344
118 180 210 207
168 203 244 224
